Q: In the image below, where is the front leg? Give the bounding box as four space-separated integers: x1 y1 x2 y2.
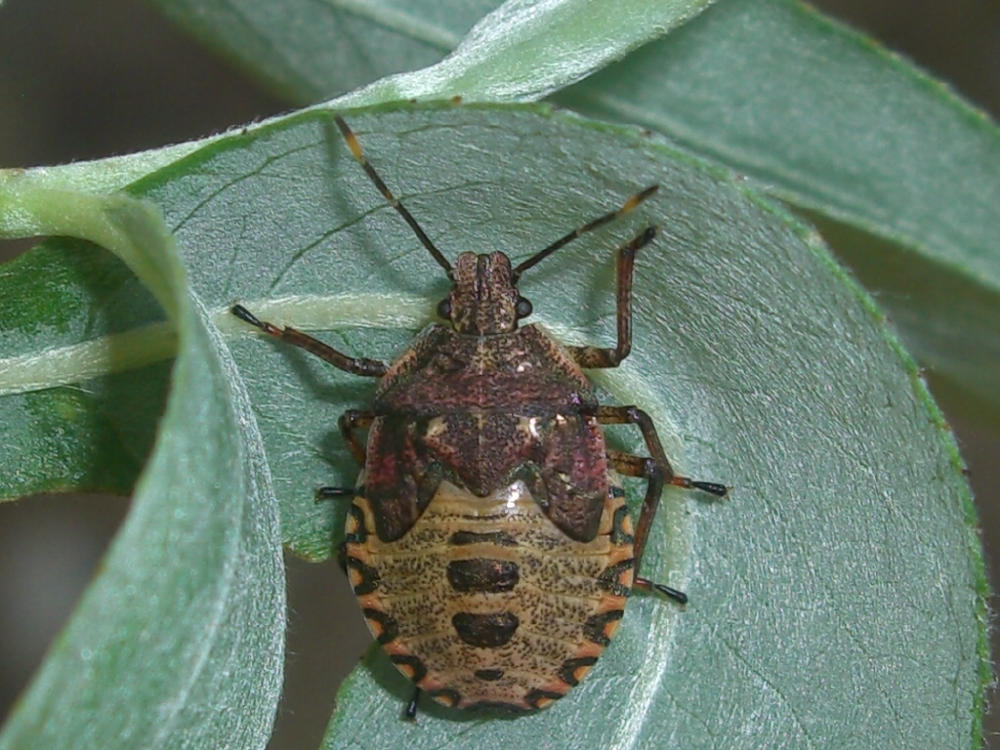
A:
231 304 388 377
568 227 655 369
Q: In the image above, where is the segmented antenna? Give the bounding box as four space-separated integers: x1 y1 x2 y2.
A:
335 115 453 276
513 185 659 278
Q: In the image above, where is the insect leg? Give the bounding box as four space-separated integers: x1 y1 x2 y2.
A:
600 405 727 582
339 409 373 466
315 486 354 500
606 449 686 604
231 304 388 377
316 487 357 575
568 227 656 369
405 687 421 721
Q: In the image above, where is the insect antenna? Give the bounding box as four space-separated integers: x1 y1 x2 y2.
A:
334 115 453 277
512 184 659 279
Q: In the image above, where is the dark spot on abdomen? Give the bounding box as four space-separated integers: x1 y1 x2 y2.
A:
344 556 380 595
474 668 505 681
362 607 399 645
452 611 519 647
448 530 518 546
559 656 598 686
447 558 519 593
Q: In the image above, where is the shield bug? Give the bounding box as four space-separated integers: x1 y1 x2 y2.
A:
232 115 727 718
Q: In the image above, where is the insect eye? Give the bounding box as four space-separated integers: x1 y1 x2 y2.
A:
515 297 533 319
437 298 452 319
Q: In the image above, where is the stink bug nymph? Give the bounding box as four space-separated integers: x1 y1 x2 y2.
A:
232 115 727 718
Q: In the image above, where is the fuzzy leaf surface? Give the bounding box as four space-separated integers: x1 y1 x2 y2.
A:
148 0 499 101
41 0 714 194
148 0 714 104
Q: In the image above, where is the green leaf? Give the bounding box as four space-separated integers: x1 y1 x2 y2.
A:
0 184 284 747
39 0 715 195
149 0 500 101
0 104 984 747
556 0 1000 422
150 0 715 105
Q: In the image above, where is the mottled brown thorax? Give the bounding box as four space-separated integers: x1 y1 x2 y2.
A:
375 324 598 414
362 324 611 546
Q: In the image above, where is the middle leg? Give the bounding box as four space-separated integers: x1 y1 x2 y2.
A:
605 448 686 602
600 405 727 599
315 409 374 499
339 409 374 466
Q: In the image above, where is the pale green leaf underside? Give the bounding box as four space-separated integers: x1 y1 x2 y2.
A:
0 193 284 746
322 0 716 106
0 105 983 747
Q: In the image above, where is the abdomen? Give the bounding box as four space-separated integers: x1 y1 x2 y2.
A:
343 478 635 711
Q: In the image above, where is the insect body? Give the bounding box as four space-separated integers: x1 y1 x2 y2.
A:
233 114 726 717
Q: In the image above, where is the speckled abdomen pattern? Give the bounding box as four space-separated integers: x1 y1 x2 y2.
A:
344 478 635 711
